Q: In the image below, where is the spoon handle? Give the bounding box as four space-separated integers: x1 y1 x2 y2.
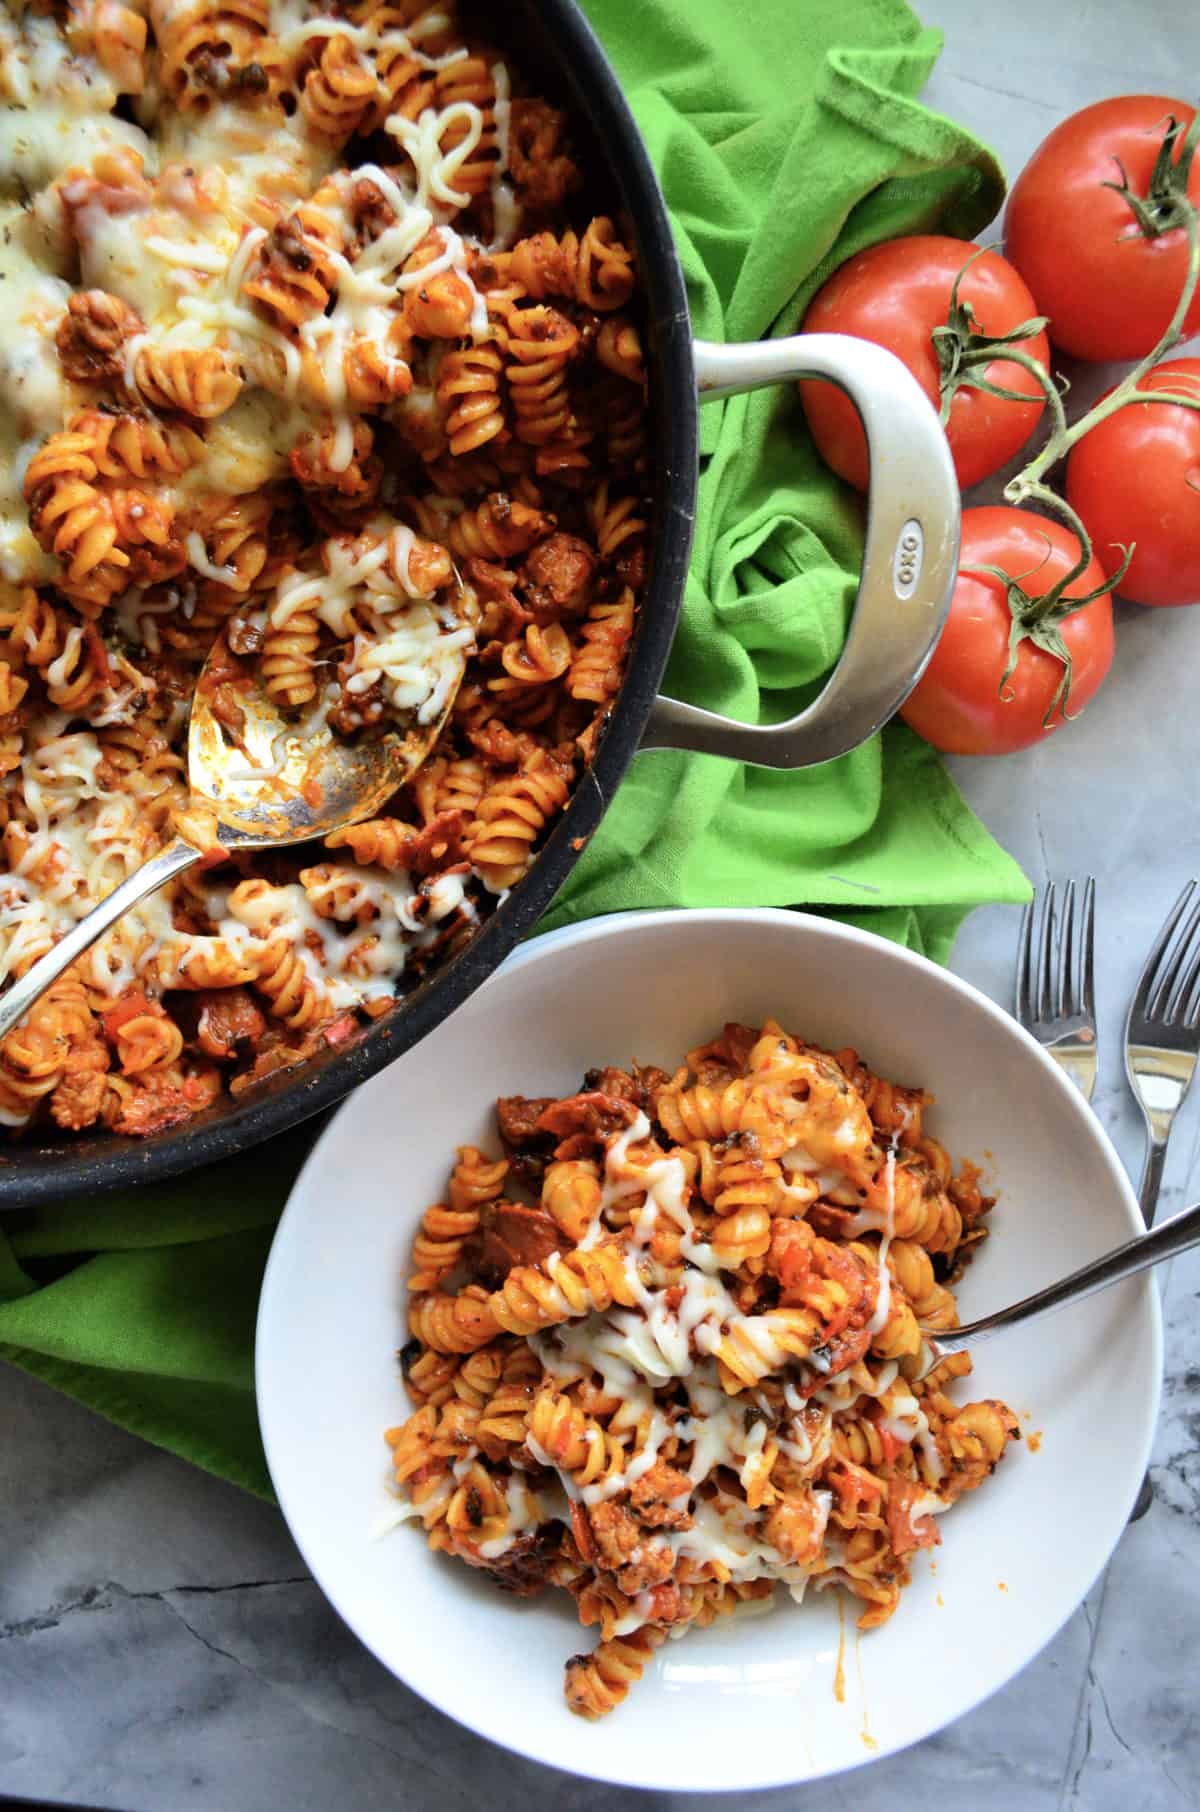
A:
925 1195 1200 1362
0 837 202 1042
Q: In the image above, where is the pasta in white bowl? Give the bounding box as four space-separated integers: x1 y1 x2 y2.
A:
256 907 1161 1791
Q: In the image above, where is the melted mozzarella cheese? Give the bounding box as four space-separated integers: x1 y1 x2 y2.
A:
269 0 467 72
667 1488 833 1590
0 724 185 998
344 600 474 722
218 864 475 1011
155 99 331 222
0 210 81 581
183 389 307 497
0 203 74 436
878 1385 945 1485
387 101 484 212
0 10 151 190
522 1099 953 1611
489 59 521 250
866 1134 900 1336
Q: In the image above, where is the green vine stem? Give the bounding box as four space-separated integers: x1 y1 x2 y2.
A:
1008 109 1200 503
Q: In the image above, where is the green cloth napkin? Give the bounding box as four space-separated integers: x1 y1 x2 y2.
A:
0 0 1029 1499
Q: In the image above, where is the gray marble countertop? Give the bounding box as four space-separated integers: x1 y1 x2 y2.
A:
4 1 1200 1807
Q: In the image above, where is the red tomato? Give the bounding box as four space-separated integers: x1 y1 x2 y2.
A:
1066 358 1200 607
900 508 1115 756
101 990 153 1040
798 236 1049 491
1005 97 1200 361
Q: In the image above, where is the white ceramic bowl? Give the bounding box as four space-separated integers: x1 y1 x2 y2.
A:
256 908 1162 1792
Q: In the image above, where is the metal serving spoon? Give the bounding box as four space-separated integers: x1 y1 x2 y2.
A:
0 622 469 1043
915 1193 1200 1378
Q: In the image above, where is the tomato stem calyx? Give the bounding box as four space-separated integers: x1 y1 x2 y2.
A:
1103 112 1200 241
932 251 1050 424
965 530 1132 727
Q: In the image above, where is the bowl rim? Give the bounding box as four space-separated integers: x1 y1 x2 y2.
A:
256 905 1164 1791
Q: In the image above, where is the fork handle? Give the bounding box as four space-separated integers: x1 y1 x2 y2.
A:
925 1194 1200 1360
1138 1135 1169 1230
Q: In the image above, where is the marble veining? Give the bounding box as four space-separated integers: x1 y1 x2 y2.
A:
3 0 1200 1805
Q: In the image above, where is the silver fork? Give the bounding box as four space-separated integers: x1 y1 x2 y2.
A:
1015 879 1097 1102
1124 879 1200 1231
1014 879 1152 1524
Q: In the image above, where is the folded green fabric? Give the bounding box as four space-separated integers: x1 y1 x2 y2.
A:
0 0 1029 1498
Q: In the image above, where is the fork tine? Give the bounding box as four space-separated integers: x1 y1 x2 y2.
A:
1057 878 1077 1017
1169 942 1200 1026
1081 877 1096 1019
1016 898 1035 1023
1147 884 1200 1020
1037 882 1057 1022
1135 880 1196 1015
1161 893 1200 1022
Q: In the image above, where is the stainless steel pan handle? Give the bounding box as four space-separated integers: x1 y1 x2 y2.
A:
639 334 960 769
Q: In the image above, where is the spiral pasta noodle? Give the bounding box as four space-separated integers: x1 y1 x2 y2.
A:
429 55 500 198
475 1345 542 1456
242 200 345 332
501 219 637 312
408 1201 479 1294
299 32 377 142
595 317 644 385
435 343 508 456
128 344 244 420
70 410 205 481
251 937 327 1028
23 435 126 591
261 607 319 709
564 1631 666 1720
568 590 635 704
449 1145 508 1212
467 756 571 891
493 622 571 691
443 494 553 563
498 301 578 447
151 0 277 108
488 1240 642 1337
424 756 487 822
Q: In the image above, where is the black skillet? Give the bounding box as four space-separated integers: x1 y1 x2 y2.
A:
0 0 958 1208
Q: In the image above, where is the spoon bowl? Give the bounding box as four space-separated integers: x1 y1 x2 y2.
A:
187 626 465 849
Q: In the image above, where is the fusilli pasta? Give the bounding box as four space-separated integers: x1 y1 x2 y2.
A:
387 1021 1019 1717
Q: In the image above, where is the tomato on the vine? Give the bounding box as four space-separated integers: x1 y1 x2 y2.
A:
1005 97 1200 361
797 236 1050 492
900 508 1115 757
1065 358 1200 607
